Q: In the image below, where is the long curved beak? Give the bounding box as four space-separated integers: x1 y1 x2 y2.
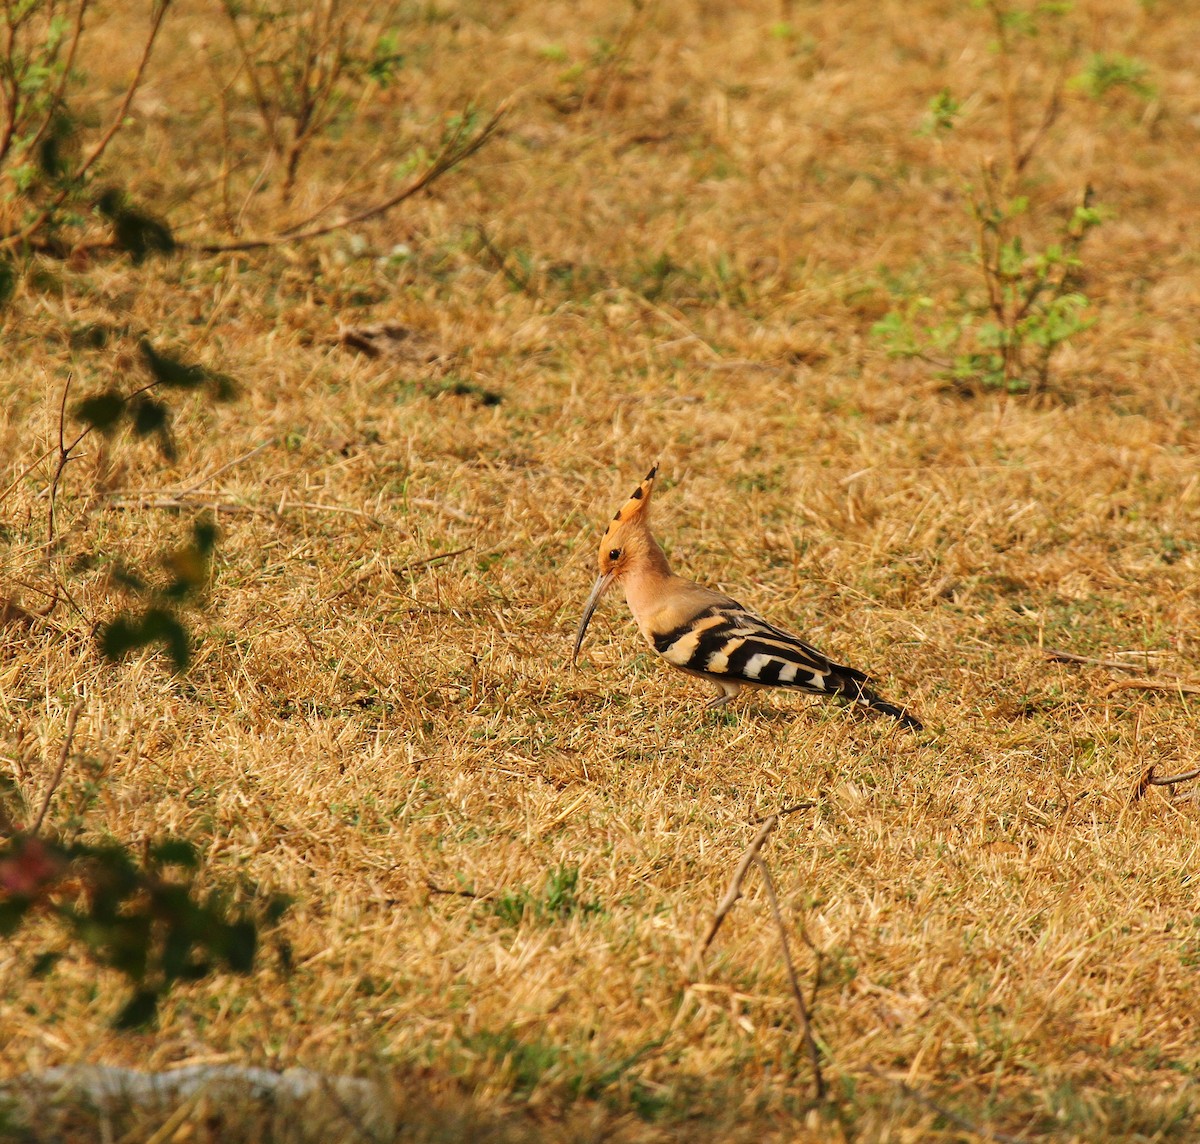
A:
572 571 616 665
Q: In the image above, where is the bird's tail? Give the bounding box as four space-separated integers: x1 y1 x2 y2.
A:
854 685 923 732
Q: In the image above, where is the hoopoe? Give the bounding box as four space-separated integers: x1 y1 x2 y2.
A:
572 464 923 731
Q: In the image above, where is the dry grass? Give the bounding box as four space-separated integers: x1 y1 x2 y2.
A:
3 0 1200 1140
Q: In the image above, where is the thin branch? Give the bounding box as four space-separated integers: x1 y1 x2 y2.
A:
217 0 282 152
1104 679 1200 698
984 0 1020 182
31 701 83 833
6 0 171 248
426 877 494 901
277 496 382 524
1043 647 1152 674
698 814 777 959
0 444 57 509
1132 764 1200 802
753 855 825 1100
193 103 507 253
866 1067 1026 1144
394 546 474 577
21 0 90 162
750 801 816 825
73 0 169 182
45 372 75 570
170 439 274 498
1013 59 1067 176
474 223 537 297
409 497 475 524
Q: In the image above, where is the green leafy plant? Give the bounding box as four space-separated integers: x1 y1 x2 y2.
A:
875 181 1102 393
0 716 288 1028
0 0 173 257
873 1 1108 395
491 866 603 927
216 0 410 204
1071 53 1154 100
33 338 239 668
97 515 218 672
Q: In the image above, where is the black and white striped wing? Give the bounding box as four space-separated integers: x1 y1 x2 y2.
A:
651 604 865 695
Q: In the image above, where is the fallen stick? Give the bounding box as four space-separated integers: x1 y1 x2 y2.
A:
750 801 816 825
1103 679 1200 697
1043 648 1153 673
755 855 825 1099
865 1067 1024 1144
698 815 777 958
1132 764 1200 801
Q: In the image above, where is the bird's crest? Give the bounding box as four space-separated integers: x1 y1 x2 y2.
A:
608 463 658 529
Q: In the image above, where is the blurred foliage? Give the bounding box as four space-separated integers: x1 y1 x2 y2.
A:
215 0 407 204
67 339 240 669
873 1 1115 395
0 808 289 1028
0 0 173 257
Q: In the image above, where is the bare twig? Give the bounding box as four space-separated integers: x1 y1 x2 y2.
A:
193 104 507 253
19 0 89 164
750 801 816 825
172 440 274 498
698 360 788 373
0 444 57 509
474 223 537 297
426 877 494 901
1013 61 1067 176
866 1066 1025 1144
1043 648 1151 673
1132 764 1200 802
31 701 83 833
1104 679 1200 698
753 855 825 1099
394 547 474 577
277 497 383 524
409 497 476 524
698 815 777 958
105 494 263 515
0 597 38 628
6 0 171 248
45 372 74 567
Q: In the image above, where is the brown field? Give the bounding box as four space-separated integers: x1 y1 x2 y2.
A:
3 0 1200 1140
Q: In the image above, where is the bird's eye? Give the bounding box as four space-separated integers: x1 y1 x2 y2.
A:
608 548 622 561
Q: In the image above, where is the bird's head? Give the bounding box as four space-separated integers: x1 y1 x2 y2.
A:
572 463 658 664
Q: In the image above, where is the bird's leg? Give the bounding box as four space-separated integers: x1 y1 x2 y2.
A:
704 680 740 710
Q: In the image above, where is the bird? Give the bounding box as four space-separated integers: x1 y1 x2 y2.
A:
572 463 923 731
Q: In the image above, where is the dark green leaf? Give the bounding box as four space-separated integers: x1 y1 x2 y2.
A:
0 897 31 937
109 564 149 595
275 938 294 975
209 372 240 402
114 989 159 1029
99 607 190 670
192 517 218 555
0 257 15 310
68 321 114 350
266 894 292 925
140 340 207 389
111 203 175 265
178 958 212 982
151 839 197 868
98 615 144 661
74 390 126 432
140 607 191 671
131 396 168 437
95 187 126 219
30 951 63 978
37 111 77 181
221 920 258 973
